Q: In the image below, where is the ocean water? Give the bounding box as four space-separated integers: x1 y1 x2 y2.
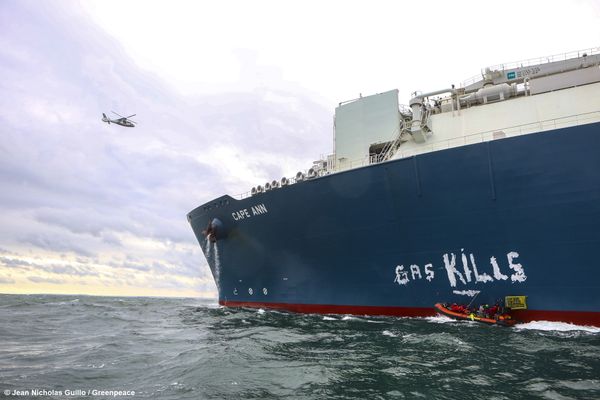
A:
1 295 599 400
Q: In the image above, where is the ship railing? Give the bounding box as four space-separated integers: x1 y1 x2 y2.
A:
375 125 404 163
394 110 600 159
235 173 320 200
237 191 251 200
307 110 600 170
461 46 600 88
235 110 600 199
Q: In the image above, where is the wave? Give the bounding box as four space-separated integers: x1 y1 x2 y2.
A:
515 320 600 333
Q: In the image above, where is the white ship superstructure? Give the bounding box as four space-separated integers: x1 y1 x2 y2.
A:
333 48 600 172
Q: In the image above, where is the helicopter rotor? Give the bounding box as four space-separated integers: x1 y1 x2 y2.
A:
111 111 137 124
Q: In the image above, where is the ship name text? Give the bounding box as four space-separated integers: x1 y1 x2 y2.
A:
232 203 268 221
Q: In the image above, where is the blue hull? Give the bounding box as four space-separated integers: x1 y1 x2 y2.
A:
188 122 600 326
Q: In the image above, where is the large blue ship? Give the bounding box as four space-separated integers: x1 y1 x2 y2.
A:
188 49 600 326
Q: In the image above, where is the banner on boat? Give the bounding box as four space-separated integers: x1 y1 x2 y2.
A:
505 295 528 310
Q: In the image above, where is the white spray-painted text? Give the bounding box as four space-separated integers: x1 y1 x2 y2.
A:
394 249 527 288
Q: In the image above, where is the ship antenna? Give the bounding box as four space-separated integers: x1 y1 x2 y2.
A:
467 291 480 309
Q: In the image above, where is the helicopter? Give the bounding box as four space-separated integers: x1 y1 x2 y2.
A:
102 111 137 127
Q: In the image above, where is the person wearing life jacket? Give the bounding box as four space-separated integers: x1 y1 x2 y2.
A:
477 305 485 317
450 304 470 314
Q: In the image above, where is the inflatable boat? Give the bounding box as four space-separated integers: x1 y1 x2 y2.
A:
434 303 518 327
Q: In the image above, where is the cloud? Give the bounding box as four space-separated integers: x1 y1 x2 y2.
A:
0 277 16 285
101 232 122 247
20 234 94 258
0 256 97 277
106 259 151 273
45 264 100 277
0 256 35 270
27 276 65 285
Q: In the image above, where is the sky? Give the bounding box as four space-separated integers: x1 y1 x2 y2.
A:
0 0 599 298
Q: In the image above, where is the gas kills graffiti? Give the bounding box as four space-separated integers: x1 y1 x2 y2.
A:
393 249 526 288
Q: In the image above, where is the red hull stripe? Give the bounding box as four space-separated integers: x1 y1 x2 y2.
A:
220 300 600 327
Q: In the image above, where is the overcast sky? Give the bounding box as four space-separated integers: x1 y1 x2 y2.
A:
0 0 599 298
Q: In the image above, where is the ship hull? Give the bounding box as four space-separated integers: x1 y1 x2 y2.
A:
188 122 600 326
